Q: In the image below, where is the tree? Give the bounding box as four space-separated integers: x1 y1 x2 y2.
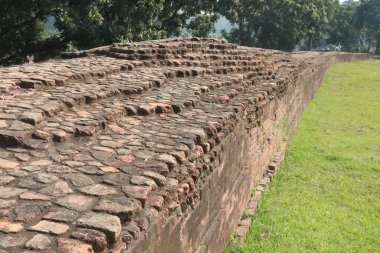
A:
0 0 63 65
53 0 220 50
222 0 338 51
300 0 339 50
355 0 380 54
53 0 166 50
187 14 220 37
157 0 219 37
327 1 370 52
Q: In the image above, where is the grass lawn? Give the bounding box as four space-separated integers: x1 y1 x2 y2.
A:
228 60 380 253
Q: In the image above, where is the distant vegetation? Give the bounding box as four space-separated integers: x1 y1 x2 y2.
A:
1 0 379 65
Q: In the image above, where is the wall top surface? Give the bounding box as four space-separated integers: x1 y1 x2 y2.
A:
0 38 361 252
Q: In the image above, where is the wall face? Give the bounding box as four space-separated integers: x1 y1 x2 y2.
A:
0 36 371 253
127 53 371 253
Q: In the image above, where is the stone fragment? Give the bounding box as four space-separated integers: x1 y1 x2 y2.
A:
9 121 33 131
100 166 119 173
76 166 104 175
0 220 24 233
24 138 51 150
133 150 156 160
15 201 51 222
43 208 78 223
0 176 15 185
76 212 121 244
20 112 44 125
25 234 51 250
0 158 19 169
7 169 28 177
29 220 69 235
90 150 114 161
52 130 67 142
125 105 138 116
0 120 7 128
39 181 73 197
157 153 177 169
35 173 59 183
102 173 130 186
137 104 155 115
0 235 28 248
70 228 107 252
0 130 27 147
17 179 43 190
100 140 124 148
75 126 96 137
187 127 207 143
39 101 61 117
61 97 76 107
62 160 85 167
64 173 94 187
0 210 9 217
141 207 159 225
56 194 95 212
125 222 140 240
0 199 16 208
79 184 118 196
130 175 157 189
33 130 53 140
165 178 179 190
0 113 16 120
122 185 152 206
21 165 40 172
170 150 187 164
151 102 172 114
133 161 169 175
47 164 74 173
0 186 26 199
58 238 94 253
29 159 52 166
14 153 31 162
93 197 142 222
92 146 115 153
146 195 165 210
19 192 51 200
219 94 230 104
120 155 135 163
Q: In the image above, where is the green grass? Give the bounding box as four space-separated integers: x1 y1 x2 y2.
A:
229 60 380 253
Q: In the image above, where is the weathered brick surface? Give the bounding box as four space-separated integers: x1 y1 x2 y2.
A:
0 38 370 252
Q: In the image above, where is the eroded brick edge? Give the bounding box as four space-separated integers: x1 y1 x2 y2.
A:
233 139 287 244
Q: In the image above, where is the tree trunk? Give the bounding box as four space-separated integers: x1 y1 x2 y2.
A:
308 34 313 51
239 19 245 45
376 34 380 55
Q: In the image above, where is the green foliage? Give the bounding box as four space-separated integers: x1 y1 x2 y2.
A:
53 0 167 49
223 0 338 51
158 0 220 37
327 1 364 52
327 0 379 53
225 233 244 253
0 0 65 65
240 60 380 252
355 0 380 54
0 0 221 65
1 0 379 65
187 14 220 38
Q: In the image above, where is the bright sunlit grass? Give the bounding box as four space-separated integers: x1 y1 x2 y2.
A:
227 60 380 253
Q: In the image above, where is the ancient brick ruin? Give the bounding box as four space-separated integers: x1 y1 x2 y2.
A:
0 38 370 252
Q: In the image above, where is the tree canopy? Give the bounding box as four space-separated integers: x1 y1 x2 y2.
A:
0 0 379 65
